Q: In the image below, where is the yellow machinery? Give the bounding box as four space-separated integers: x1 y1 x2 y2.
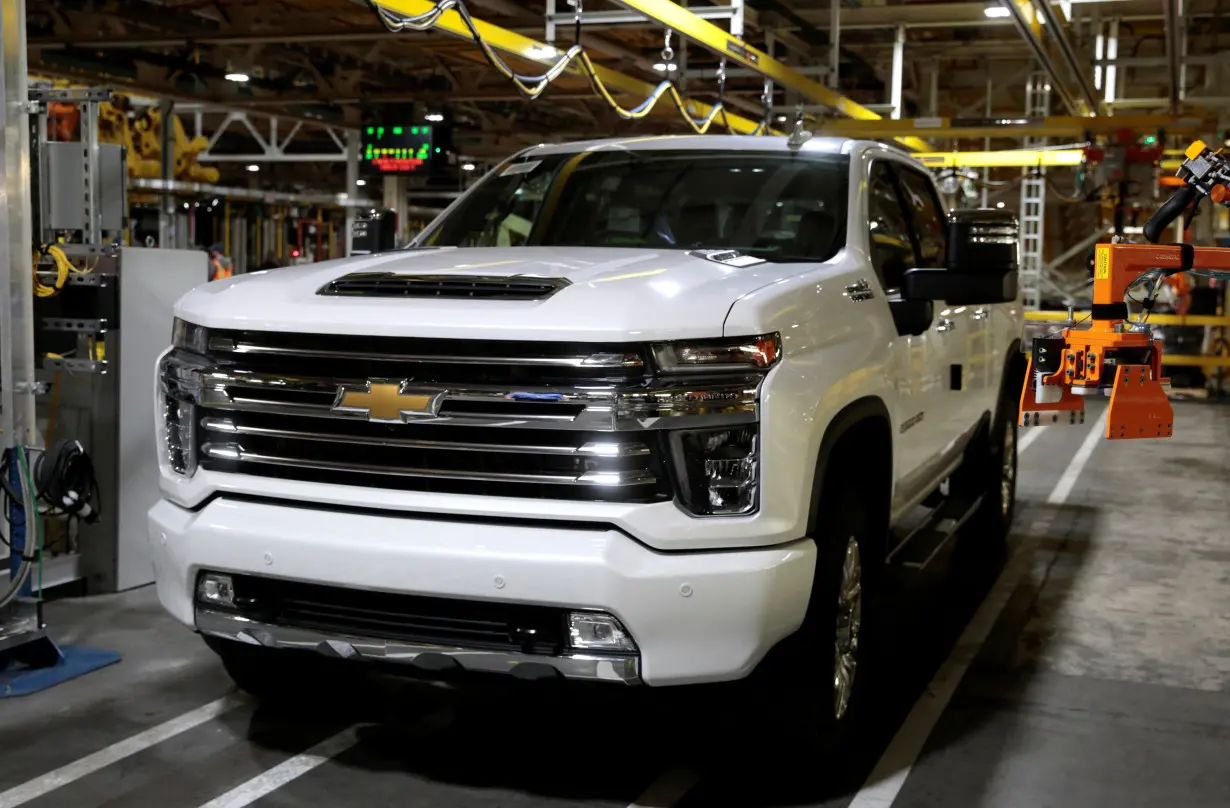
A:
96 95 219 184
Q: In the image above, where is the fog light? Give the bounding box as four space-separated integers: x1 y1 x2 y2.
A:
196 573 235 608
567 612 635 652
670 425 759 515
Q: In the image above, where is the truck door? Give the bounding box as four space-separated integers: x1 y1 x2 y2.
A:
865 162 946 506
896 166 988 445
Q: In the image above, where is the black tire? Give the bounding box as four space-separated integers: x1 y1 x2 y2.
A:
958 379 1018 557
204 636 337 700
750 483 875 752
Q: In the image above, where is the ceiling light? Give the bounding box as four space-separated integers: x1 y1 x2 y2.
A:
224 72 250 83
425 113 444 122
461 163 476 172
653 62 668 72
775 114 788 123
246 164 259 172
996 201 1006 208
984 7 1010 17
356 179 367 186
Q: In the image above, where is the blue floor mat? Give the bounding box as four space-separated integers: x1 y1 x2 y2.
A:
0 646 122 697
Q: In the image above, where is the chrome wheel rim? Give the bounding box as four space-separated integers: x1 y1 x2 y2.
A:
833 537 862 721
1001 424 1016 517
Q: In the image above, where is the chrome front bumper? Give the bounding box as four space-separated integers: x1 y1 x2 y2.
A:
196 608 642 684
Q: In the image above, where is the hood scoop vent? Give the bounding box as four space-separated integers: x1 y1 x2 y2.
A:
318 273 571 301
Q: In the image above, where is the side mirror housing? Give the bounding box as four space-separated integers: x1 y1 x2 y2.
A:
903 209 1020 305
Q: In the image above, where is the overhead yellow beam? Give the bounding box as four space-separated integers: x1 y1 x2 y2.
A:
371 0 767 135
916 149 1085 168
608 0 933 152
1026 311 1230 327
818 114 1210 140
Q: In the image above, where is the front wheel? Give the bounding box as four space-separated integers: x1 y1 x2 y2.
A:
750 484 876 751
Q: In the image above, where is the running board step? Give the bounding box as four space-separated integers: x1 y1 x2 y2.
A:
889 495 983 571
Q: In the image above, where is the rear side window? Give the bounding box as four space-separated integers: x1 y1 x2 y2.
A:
866 163 916 291
897 168 948 267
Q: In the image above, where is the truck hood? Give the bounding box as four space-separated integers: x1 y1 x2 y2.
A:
175 247 814 341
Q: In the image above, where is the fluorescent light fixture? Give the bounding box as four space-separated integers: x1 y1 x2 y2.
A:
425 113 444 122
356 179 367 186
461 163 476 172
246 164 259 172
224 72 250 83
984 7 1010 17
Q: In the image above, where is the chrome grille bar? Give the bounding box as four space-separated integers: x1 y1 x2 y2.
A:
201 443 659 488
200 418 651 457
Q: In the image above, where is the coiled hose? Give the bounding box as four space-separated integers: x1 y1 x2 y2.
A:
0 446 41 610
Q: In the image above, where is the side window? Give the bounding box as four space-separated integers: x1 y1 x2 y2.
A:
866 163 916 291
897 168 948 267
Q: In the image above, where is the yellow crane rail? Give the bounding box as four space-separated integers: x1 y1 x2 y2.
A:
916 149 1085 168
371 0 767 135
609 0 932 152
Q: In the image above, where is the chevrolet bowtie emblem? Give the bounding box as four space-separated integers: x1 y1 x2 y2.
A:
333 381 445 422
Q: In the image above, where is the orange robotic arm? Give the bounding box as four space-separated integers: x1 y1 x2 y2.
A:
1019 140 1230 441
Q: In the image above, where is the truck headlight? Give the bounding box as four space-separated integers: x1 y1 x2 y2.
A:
159 351 209 477
670 425 758 515
652 334 781 374
172 318 209 354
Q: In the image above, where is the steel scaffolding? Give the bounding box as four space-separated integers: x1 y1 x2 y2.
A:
1019 71 1050 310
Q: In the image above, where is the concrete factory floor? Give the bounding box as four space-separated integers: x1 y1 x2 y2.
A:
2 400 1228 808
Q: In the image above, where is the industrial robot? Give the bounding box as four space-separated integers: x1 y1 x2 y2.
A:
1019 140 1230 439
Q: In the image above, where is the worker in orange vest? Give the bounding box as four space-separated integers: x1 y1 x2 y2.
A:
208 242 234 282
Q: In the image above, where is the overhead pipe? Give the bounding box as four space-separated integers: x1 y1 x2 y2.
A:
1030 0 1099 115
1163 0 1182 113
997 0 1081 116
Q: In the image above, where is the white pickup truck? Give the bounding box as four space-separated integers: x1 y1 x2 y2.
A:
151 135 1024 742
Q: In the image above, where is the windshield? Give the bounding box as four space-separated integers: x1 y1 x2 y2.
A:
420 149 850 264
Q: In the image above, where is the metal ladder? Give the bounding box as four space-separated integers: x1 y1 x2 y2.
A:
1018 71 1050 310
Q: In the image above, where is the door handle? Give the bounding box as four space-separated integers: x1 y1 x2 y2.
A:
937 318 956 332
972 307 989 320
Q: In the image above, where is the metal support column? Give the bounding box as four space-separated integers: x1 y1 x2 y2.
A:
344 130 360 257
1019 71 1050 310
157 98 175 249
829 0 840 90
890 25 905 120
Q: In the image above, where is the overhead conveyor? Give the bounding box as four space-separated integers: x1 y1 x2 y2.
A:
605 0 933 153
368 0 769 135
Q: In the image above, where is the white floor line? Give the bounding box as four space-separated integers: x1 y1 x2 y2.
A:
197 726 362 808
0 694 247 808
626 765 702 808
1016 425 1045 454
848 407 1109 808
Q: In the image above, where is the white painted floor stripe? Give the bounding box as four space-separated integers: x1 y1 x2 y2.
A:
1016 425 1044 454
0 694 247 808
197 726 362 808
848 407 1109 808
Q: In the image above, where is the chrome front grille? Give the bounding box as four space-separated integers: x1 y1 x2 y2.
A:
176 330 731 503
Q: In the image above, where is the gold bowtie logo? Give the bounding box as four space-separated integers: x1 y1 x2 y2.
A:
333 381 444 422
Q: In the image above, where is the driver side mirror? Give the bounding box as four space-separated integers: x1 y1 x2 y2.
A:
903 209 1019 305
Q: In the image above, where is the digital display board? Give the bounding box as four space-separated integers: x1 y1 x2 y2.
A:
362 124 438 174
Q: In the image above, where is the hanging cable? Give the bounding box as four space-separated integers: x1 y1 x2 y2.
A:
366 0 770 135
